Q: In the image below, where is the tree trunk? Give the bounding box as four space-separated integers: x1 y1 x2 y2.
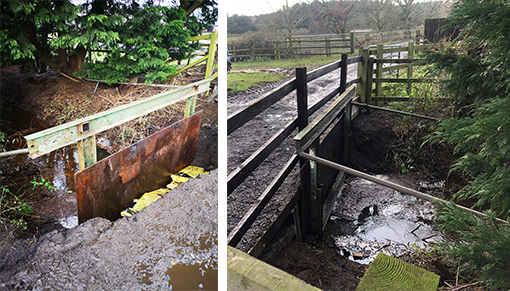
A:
67 46 86 74
180 0 204 15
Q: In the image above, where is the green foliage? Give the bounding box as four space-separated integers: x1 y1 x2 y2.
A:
423 0 510 218
0 187 34 230
420 3 510 287
1 0 213 84
435 201 510 290
428 98 510 217
78 4 198 84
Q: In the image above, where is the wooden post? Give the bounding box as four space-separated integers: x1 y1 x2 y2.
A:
296 67 309 240
407 41 414 94
326 36 331 57
350 32 355 54
358 47 369 103
343 101 352 165
205 32 217 79
375 44 383 100
366 57 374 105
340 53 348 93
296 68 308 135
77 135 97 170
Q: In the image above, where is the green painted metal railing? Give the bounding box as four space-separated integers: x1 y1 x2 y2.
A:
25 79 211 170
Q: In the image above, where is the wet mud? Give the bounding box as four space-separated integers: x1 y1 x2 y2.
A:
0 170 218 290
329 175 444 265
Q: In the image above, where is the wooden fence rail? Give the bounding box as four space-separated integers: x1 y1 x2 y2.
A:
227 54 355 256
228 29 421 61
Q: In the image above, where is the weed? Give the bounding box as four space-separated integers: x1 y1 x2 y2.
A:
0 187 34 230
0 132 5 150
31 177 56 191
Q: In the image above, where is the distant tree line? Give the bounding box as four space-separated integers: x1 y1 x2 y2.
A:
228 0 449 37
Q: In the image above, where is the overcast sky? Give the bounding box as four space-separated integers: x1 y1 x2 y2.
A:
224 0 304 16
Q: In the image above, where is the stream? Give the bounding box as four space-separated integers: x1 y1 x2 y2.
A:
326 175 446 264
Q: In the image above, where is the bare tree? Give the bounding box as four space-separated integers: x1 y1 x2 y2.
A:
395 0 420 29
364 0 392 31
263 0 311 40
317 0 358 34
422 0 446 19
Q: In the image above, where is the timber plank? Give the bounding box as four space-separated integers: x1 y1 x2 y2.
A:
227 79 297 134
295 86 356 153
228 154 299 247
228 246 320 291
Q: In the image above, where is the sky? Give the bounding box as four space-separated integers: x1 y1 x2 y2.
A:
223 0 304 16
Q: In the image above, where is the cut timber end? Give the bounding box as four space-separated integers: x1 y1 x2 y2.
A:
227 246 320 291
356 253 440 291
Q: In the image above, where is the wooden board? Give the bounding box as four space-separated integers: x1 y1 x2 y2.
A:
228 246 320 291
357 253 440 291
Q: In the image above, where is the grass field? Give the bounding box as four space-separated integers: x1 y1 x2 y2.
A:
228 55 343 92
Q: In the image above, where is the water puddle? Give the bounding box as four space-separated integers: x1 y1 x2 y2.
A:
327 176 444 264
1 98 108 227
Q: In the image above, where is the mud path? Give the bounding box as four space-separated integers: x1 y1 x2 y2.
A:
227 61 359 252
0 170 218 290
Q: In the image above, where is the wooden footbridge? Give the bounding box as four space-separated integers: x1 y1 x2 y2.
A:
227 40 499 262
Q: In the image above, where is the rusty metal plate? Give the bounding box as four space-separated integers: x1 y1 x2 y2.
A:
75 111 203 223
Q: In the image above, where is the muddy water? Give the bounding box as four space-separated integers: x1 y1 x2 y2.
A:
327 175 444 264
0 99 111 228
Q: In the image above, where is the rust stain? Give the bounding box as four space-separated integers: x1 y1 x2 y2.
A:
75 111 202 223
144 136 157 156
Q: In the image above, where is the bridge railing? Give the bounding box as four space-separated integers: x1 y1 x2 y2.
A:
227 53 361 257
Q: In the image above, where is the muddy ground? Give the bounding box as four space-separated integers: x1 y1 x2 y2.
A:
0 169 218 290
0 65 218 289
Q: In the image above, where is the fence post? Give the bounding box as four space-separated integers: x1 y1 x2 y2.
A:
341 53 351 165
375 44 383 100
358 47 369 103
296 67 311 237
326 36 331 57
340 53 348 93
186 32 217 118
366 57 374 105
350 32 355 54
407 41 414 94
205 32 217 79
